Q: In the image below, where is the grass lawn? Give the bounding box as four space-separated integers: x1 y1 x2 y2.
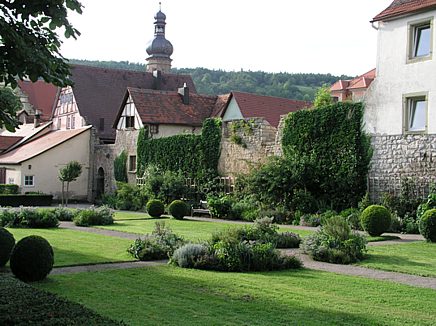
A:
36 265 436 326
357 241 436 277
100 215 314 241
7 228 134 267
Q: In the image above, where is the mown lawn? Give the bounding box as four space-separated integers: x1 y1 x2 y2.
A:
7 228 134 267
36 265 436 326
101 215 313 241
357 241 436 277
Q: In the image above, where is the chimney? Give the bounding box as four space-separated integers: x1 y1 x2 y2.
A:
34 109 41 128
178 83 189 105
153 70 162 90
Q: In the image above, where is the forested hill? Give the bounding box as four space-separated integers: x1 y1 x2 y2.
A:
69 59 352 101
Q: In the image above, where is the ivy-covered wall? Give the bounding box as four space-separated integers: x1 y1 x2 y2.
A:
137 118 222 179
282 102 372 209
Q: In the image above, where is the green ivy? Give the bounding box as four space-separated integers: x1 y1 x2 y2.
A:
137 118 222 179
281 102 372 210
114 150 128 182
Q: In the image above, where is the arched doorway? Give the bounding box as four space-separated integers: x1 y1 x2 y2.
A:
96 167 105 199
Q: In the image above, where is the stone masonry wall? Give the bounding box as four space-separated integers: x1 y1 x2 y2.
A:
368 134 436 200
218 117 283 176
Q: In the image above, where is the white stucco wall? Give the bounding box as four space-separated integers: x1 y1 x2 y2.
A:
222 97 243 121
365 10 436 135
151 124 201 138
0 129 91 199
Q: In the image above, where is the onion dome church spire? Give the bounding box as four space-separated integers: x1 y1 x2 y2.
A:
146 3 173 73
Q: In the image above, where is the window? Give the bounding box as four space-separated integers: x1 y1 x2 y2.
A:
408 18 433 62
404 94 428 133
71 116 75 129
57 118 61 130
149 124 159 134
125 116 135 128
129 155 136 172
24 175 34 187
66 116 70 129
99 118 105 131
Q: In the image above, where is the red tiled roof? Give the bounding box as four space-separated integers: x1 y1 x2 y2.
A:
0 127 91 164
372 0 436 22
0 136 23 152
70 65 197 141
226 92 311 128
123 88 218 126
17 80 58 121
330 69 376 91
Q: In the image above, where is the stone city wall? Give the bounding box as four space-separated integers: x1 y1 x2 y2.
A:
368 134 436 201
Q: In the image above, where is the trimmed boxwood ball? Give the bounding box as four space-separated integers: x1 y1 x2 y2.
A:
360 205 391 236
168 200 188 220
0 227 15 267
419 209 436 242
10 235 54 282
146 199 165 218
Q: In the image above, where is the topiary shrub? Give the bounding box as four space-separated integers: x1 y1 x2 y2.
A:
73 206 113 226
10 235 54 282
360 205 391 236
168 200 188 220
419 209 436 242
0 227 15 267
146 199 165 218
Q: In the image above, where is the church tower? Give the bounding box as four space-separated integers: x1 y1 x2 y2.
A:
145 4 173 73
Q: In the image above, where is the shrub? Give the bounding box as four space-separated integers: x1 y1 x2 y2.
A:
10 235 54 282
340 208 361 230
0 184 19 194
291 189 318 213
128 222 185 260
168 200 188 220
115 182 147 211
417 190 436 220
419 209 436 242
0 227 15 267
73 206 114 226
170 243 208 268
276 232 301 249
0 207 59 228
360 205 391 236
52 206 75 221
302 216 367 264
146 199 165 218
300 213 321 227
0 194 53 206
207 195 234 219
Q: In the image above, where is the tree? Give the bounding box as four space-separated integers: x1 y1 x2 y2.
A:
0 0 83 130
0 87 22 131
313 84 333 108
58 161 82 206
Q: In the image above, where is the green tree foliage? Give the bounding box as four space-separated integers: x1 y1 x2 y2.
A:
58 161 82 206
69 59 353 101
200 118 222 179
282 102 372 210
0 0 82 131
0 87 22 131
313 84 333 108
114 151 128 183
136 126 149 177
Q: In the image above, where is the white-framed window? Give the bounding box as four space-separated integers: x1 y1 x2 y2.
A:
129 155 136 172
408 18 433 62
122 98 136 129
66 116 70 129
24 175 34 187
71 116 75 129
57 118 61 130
404 93 428 133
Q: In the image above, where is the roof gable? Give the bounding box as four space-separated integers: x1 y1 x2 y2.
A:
372 0 436 22
17 80 58 121
224 92 310 128
115 88 219 127
70 65 197 141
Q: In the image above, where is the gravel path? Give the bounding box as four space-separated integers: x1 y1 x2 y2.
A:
59 221 139 240
282 249 436 290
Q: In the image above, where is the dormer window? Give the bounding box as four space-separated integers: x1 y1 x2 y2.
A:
122 97 136 129
408 18 433 63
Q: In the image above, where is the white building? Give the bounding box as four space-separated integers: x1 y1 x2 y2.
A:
365 0 436 198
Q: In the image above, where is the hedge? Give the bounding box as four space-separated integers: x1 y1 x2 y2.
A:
281 102 372 210
0 184 19 194
0 194 53 207
0 276 125 325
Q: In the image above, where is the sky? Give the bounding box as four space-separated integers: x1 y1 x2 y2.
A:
60 0 394 77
